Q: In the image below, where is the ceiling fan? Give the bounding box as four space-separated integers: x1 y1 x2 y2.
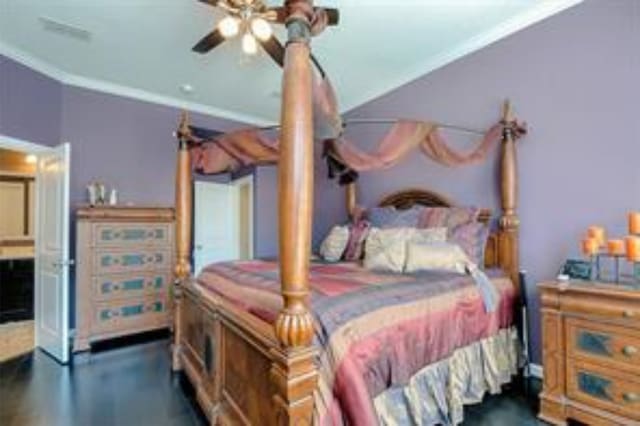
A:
192 0 339 67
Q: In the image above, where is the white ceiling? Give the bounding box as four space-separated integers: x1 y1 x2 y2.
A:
0 0 582 125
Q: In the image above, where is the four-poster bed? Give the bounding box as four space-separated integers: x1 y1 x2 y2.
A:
171 2 523 424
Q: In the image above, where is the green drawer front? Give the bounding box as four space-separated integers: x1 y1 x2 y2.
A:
99 275 165 296
98 252 168 272
97 225 169 245
577 330 612 357
578 371 612 401
99 300 165 322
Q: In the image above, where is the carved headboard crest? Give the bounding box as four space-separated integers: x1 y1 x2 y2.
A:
378 189 492 224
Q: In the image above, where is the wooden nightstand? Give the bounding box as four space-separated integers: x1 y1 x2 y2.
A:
538 281 640 425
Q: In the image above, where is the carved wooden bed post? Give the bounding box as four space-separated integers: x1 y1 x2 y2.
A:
498 100 520 292
271 0 318 423
172 111 193 372
345 182 357 218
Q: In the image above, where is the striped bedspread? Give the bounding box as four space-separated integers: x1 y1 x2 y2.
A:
196 259 516 425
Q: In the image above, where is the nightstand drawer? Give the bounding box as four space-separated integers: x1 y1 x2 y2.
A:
94 250 171 274
567 360 640 421
93 271 171 301
561 294 639 327
567 318 640 374
94 295 168 334
93 223 172 247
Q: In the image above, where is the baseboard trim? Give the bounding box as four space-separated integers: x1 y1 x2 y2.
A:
528 363 543 379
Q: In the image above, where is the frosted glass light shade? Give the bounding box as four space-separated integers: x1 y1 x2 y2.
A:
242 33 258 54
218 16 239 38
250 17 272 41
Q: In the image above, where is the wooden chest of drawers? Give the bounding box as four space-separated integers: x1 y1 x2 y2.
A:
74 206 175 352
538 281 640 425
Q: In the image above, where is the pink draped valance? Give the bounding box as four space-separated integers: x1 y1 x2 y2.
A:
184 89 525 178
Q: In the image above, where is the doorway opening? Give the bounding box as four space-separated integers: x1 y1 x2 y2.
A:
0 135 71 364
0 146 37 361
193 174 254 276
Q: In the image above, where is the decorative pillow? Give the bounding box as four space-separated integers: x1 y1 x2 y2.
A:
448 221 490 266
363 227 414 272
366 206 398 228
418 206 481 230
367 205 424 228
363 227 446 272
343 220 371 261
319 226 350 262
405 242 470 274
410 227 448 244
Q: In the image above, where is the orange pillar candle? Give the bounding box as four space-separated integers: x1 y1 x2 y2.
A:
629 212 640 235
587 226 606 247
582 237 599 257
626 236 640 262
607 239 625 256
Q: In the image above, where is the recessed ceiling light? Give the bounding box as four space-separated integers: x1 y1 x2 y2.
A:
180 84 194 94
25 154 37 164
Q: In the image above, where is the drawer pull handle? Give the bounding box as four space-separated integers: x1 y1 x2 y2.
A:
623 392 639 403
622 345 638 357
622 310 635 318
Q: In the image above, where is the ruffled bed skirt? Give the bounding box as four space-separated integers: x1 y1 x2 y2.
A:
374 327 520 426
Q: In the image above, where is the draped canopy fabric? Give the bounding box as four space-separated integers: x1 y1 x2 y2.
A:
185 74 525 177
328 120 504 172
188 118 525 177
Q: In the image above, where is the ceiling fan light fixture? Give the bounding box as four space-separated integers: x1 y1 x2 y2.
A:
242 32 258 54
218 15 239 38
250 17 272 41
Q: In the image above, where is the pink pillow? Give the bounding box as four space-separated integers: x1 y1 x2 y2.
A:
418 206 481 229
343 220 371 261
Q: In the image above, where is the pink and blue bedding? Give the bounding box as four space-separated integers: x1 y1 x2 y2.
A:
195 259 518 425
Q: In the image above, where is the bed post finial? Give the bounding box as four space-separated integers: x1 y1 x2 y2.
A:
178 110 191 140
499 99 520 290
172 114 193 371
346 182 357 218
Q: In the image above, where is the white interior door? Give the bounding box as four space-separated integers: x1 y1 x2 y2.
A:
35 143 71 364
193 181 240 275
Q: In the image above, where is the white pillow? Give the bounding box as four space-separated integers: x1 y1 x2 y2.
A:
363 227 446 273
405 242 470 274
319 225 350 262
410 227 447 244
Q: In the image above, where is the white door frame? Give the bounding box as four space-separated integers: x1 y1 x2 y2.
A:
232 174 254 260
0 133 71 363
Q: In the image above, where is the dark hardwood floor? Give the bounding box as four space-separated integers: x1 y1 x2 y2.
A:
1 337 545 426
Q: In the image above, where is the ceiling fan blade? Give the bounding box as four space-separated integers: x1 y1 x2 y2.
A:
259 36 285 67
319 7 339 26
192 28 226 53
266 6 287 23
266 6 339 26
197 0 220 6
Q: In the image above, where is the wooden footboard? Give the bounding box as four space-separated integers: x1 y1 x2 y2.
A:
175 279 317 425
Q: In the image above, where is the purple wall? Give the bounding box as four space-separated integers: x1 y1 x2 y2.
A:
60 86 243 206
0 56 62 146
342 0 640 363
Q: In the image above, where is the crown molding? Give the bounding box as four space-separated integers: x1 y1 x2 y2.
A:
0 133 52 153
342 0 584 113
0 41 272 126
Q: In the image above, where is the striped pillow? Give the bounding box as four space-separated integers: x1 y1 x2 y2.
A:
448 221 490 266
418 206 481 229
343 220 371 261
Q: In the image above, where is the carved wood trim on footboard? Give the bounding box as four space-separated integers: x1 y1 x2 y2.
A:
177 280 317 425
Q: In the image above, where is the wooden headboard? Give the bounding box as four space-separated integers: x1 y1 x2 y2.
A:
377 188 499 272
